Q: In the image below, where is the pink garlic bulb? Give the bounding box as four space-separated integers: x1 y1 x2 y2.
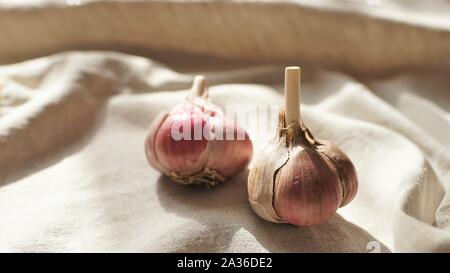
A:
247 67 358 226
145 76 253 187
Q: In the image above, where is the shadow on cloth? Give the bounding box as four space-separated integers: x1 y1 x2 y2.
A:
156 171 390 253
0 100 108 188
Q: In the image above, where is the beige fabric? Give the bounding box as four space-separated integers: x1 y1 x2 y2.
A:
1 0 450 75
0 0 450 252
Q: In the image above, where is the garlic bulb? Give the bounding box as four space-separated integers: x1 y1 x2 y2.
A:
247 67 358 226
145 76 253 187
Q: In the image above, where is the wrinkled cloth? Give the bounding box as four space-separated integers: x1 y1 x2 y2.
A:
1 0 450 253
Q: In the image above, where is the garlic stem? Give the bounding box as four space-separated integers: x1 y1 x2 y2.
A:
284 66 301 126
191 75 208 97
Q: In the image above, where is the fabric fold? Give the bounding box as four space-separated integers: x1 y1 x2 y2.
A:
1 51 449 252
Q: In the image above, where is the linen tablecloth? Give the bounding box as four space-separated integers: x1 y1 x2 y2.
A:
1 0 450 252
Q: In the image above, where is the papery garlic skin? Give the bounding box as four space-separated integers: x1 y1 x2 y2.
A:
145 77 252 187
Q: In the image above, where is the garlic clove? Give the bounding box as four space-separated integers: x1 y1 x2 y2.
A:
145 111 171 175
274 146 343 226
316 141 358 207
206 134 253 178
154 104 209 176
